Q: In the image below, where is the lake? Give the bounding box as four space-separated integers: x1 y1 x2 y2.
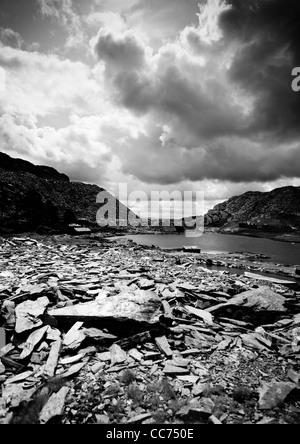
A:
124 233 300 266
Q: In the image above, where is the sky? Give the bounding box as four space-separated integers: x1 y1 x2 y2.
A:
0 0 300 217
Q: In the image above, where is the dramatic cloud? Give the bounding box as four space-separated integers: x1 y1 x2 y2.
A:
221 0 300 140
0 46 104 117
90 0 300 186
0 113 112 184
1 0 300 211
93 29 148 71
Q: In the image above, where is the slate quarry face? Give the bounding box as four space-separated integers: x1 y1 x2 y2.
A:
49 290 162 336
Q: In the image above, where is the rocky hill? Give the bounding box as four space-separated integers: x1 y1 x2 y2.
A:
0 152 133 233
205 186 300 239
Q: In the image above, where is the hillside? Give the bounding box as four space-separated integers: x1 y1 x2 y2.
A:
204 186 300 240
0 152 133 233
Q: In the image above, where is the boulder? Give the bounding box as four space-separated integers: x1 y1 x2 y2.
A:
49 290 162 334
208 287 287 314
259 381 295 410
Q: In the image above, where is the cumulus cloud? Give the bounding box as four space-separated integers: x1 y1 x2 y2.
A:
85 11 127 33
90 0 300 186
0 46 105 117
0 27 24 48
124 0 201 47
93 29 148 71
0 112 112 184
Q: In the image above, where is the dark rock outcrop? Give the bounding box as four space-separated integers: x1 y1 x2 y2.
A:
0 152 69 182
205 186 300 235
0 152 132 232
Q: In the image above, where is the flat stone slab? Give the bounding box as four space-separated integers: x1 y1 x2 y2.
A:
259 381 296 410
244 272 297 288
15 297 50 333
208 287 287 314
49 290 162 331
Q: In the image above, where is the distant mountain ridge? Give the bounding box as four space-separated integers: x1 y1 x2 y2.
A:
0 152 133 233
205 186 300 239
0 152 70 182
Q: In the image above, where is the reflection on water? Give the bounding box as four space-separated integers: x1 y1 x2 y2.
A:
0 328 6 349
124 233 300 266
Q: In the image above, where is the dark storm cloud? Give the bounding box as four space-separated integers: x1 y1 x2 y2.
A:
94 30 146 70
93 26 246 138
92 0 300 185
220 0 300 140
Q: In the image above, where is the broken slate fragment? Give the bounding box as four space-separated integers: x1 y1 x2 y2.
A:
60 353 85 366
49 290 162 331
177 398 215 420
256 417 278 425
129 348 143 362
208 287 287 314
185 306 214 325
4 371 33 386
192 382 209 397
127 413 152 424
15 297 50 334
288 369 300 385
209 415 223 425
110 344 127 365
0 343 15 359
46 328 61 342
20 326 49 360
138 279 155 290
91 362 104 374
39 386 69 424
0 361 5 375
178 283 198 291
163 364 190 376
97 351 111 362
259 381 296 410
83 328 117 340
177 375 199 384
63 322 85 350
61 362 86 379
96 414 110 424
2 384 36 409
244 272 297 288
44 339 62 378
155 336 173 358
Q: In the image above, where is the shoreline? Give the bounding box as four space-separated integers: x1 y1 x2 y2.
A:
205 228 300 244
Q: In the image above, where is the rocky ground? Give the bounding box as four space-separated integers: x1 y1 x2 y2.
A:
1 234 300 425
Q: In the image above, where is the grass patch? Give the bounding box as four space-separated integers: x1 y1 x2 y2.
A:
127 384 143 403
152 410 168 424
232 386 255 403
160 379 176 401
119 370 136 385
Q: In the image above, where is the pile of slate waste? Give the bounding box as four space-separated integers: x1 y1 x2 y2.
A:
1 235 300 424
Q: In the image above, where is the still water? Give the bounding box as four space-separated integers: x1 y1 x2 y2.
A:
124 233 300 266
